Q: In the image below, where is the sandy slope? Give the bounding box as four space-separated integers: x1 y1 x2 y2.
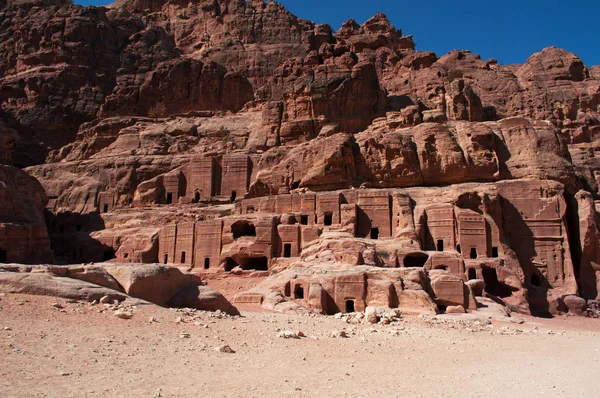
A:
1 293 599 398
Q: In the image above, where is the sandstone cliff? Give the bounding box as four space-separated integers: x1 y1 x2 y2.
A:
1 0 600 316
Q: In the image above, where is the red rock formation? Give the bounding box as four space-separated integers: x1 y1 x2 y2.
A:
1 0 599 316
0 165 53 264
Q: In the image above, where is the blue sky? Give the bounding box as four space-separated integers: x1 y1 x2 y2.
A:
76 0 599 66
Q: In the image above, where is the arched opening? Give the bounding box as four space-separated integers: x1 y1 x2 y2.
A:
231 221 256 239
230 191 237 202
370 227 379 240
300 215 309 225
437 239 444 252
294 285 304 299
194 191 200 203
345 299 355 313
403 253 429 268
468 268 477 280
0 249 7 263
204 258 210 269
324 212 333 226
166 193 173 204
283 243 292 258
180 251 186 263
470 247 478 259
163 254 168 264
491 247 499 258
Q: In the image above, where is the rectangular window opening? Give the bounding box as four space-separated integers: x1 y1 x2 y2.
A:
283 243 292 258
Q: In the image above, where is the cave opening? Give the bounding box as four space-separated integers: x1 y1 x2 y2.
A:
225 258 239 272
403 253 429 268
482 267 512 298
324 213 333 226
231 221 256 239
103 249 115 262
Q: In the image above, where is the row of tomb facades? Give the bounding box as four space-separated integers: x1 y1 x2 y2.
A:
156 187 568 289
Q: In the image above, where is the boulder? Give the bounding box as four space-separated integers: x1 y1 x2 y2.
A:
102 263 202 306
560 295 588 316
167 285 240 316
0 272 127 303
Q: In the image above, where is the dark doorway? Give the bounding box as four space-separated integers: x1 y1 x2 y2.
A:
180 251 186 263
163 254 168 264
166 193 173 204
0 249 7 263
204 258 210 269
468 268 477 280
231 221 256 239
345 300 355 313
403 253 429 268
370 227 379 239
230 191 237 202
437 239 444 252
491 247 499 258
470 248 478 259
294 285 304 299
103 204 109 213
300 215 309 225
194 191 200 203
283 243 292 258
324 213 333 226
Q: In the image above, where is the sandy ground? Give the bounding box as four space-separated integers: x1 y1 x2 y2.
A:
1 293 600 398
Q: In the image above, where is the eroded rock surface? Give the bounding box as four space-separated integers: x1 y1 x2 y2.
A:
1 0 599 317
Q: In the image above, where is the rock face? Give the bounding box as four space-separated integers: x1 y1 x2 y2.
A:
1 0 599 317
0 165 53 264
